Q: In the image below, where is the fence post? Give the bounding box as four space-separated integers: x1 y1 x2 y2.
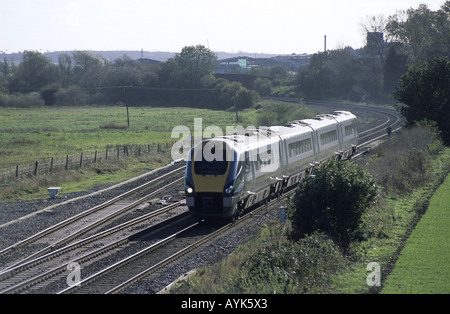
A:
106 148 108 160
50 157 54 173
79 152 83 168
16 165 19 178
94 150 97 163
65 155 69 170
33 161 38 176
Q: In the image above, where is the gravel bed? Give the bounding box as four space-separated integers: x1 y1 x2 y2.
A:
123 205 282 294
0 161 184 252
0 159 283 295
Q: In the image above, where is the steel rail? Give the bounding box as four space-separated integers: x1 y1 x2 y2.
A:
0 166 185 258
0 176 184 274
58 218 199 294
0 202 189 294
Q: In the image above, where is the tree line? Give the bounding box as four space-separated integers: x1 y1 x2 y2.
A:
296 1 449 103
295 1 450 145
0 45 258 110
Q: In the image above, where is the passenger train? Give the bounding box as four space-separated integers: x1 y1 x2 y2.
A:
185 111 358 221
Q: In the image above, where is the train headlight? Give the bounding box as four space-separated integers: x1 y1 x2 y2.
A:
225 185 234 195
186 186 194 194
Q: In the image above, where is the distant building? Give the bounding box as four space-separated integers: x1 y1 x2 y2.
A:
215 53 311 74
366 32 385 55
136 58 160 64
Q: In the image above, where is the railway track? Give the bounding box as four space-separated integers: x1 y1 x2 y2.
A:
59 102 404 294
0 100 404 294
300 99 404 145
0 166 188 293
0 201 191 294
0 166 185 269
60 189 287 294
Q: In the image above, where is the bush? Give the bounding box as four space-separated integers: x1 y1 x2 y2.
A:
253 78 272 96
365 126 437 194
287 159 378 250
237 232 345 293
54 86 88 106
1 92 45 107
255 102 292 127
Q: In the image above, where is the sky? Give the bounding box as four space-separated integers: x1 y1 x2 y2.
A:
0 0 446 55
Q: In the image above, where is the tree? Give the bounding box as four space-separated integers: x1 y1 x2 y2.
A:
296 48 364 100
72 51 106 88
58 53 72 87
253 77 272 96
162 45 217 88
8 50 58 92
287 159 378 250
386 2 450 62
212 79 257 111
394 56 450 145
383 45 408 94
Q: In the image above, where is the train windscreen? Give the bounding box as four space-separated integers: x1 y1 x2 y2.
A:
193 142 229 175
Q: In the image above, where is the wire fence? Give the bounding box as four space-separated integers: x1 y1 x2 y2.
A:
0 141 180 185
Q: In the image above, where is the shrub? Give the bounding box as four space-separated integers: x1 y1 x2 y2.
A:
237 232 345 293
54 86 88 106
2 92 45 107
365 126 437 194
287 159 378 250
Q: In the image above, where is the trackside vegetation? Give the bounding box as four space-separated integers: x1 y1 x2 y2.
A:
287 160 378 251
169 126 450 294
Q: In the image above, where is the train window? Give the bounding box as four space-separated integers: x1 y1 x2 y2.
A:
320 130 337 145
288 138 312 157
345 124 355 136
194 146 228 175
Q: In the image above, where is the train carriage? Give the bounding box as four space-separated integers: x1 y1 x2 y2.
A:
185 111 358 221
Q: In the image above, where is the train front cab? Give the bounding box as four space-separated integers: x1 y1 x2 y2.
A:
185 140 240 220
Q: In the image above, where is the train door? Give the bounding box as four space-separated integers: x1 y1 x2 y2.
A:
243 150 254 192
337 123 343 151
311 130 319 161
279 138 287 176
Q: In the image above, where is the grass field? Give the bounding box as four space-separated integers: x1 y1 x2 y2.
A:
0 102 317 200
0 105 257 169
382 174 450 294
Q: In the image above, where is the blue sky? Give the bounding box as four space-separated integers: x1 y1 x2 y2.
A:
0 0 445 54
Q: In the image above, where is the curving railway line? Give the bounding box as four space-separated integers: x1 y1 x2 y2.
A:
0 100 404 294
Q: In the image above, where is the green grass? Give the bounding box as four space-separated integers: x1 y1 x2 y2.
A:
0 102 316 200
382 174 450 294
0 103 317 169
0 105 256 169
0 105 254 199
